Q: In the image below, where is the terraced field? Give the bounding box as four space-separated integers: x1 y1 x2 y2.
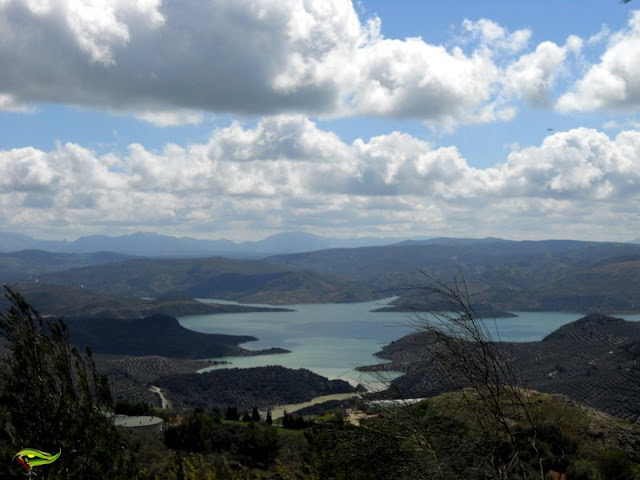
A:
93 354 209 405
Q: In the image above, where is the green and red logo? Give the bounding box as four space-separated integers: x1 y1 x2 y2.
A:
13 448 61 471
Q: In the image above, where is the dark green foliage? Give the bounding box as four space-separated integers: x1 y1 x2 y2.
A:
157 366 354 409
235 421 280 467
565 460 599 480
282 412 312 429
163 409 279 467
164 410 234 453
304 402 640 480
251 407 260 422
305 419 417 480
596 450 638 480
0 286 136 479
65 314 258 358
225 406 240 421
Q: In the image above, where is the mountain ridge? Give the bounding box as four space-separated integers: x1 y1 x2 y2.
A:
0 231 424 257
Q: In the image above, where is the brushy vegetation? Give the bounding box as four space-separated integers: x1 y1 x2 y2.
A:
305 391 640 480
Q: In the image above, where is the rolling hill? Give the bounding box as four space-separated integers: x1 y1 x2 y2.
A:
0 250 132 282
32 256 379 304
6 238 640 311
0 283 291 318
268 239 640 312
64 313 288 358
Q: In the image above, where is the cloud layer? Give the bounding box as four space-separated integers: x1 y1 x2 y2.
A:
1 116 638 240
0 0 587 127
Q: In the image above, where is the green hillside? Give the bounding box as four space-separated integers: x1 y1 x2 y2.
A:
269 239 640 312
0 283 292 318
34 256 378 304
64 313 288 359
0 250 132 281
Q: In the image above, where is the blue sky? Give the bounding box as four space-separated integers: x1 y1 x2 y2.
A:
1 0 639 242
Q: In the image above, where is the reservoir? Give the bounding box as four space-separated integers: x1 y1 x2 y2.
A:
178 299 640 388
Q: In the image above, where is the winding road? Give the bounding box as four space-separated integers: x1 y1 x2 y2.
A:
149 385 172 409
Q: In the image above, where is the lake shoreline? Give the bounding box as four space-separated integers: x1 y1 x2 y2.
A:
179 301 640 398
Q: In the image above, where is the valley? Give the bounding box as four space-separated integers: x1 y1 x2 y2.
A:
3 235 640 478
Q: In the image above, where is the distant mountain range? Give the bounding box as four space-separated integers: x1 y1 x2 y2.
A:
0 231 426 257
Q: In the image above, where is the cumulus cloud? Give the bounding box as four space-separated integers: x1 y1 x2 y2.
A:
461 18 531 53
345 36 510 127
1 116 639 240
502 36 582 108
0 0 576 127
557 11 640 112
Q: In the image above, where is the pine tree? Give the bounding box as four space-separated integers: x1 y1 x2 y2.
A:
251 407 261 422
0 286 136 479
266 409 273 426
225 406 239 421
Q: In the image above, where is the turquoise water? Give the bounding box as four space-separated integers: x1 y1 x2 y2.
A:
178 300 640 387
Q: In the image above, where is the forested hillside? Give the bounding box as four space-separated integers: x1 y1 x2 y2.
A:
33 256 378 304
269 239 640 312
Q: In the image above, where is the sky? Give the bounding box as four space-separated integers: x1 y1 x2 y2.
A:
1 0 640 242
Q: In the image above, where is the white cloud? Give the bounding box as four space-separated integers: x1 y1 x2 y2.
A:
557 11 640 112
0 0 577 127
346 37 509 127
502 36 582 108
0 0 164 65
132 108 204 127
461 18 531 53
0 93 31 112
1 116 639 241
495 128 639 200
587 24 611 45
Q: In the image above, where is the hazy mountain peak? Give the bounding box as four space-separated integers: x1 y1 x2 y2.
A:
1 230 433 257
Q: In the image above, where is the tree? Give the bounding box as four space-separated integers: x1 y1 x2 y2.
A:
265 409 272 426
236 422 280 467
0 286 135 479
251 407 260 422
225 406 239 421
